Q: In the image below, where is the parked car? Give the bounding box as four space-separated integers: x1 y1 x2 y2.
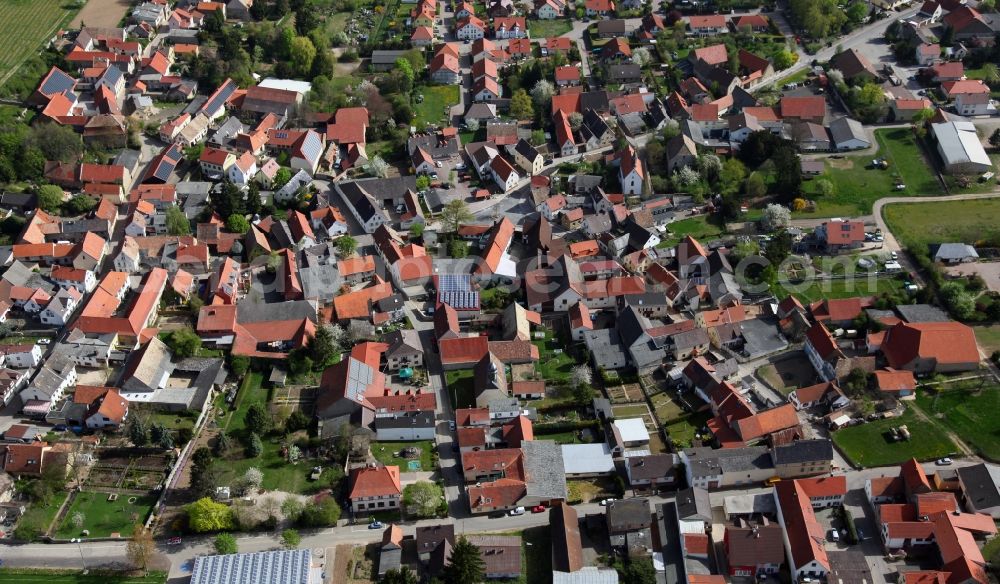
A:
600 499 615 506
828 529 840 542
936 457 953 466
369 521 384 529
531 505 546 513
36 338 50 345
448 420 456 431
508 507 526 516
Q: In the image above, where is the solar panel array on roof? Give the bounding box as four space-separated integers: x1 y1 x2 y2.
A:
299 131 323 164
190 549 312 584
41 68 75 97
347 357 374 403
200 78 237 116
438 274 471 292
439 290 479 309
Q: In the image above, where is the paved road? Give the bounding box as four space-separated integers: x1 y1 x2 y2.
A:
3 459 983 582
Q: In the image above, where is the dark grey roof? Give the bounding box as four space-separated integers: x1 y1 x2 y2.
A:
522 440 567 501
236 299 316 324
112 149 142 172
607 63 641 82
684 446 773 479
513 138 539 162
581 109 611 141
579 91 611 113
672 327 709 350
827 550 874 584
407 133 460 158
371 50 409 64
617 305 649 350
618 112 646 135
829 116 868 145
338 181 383 223
626 453 677 482
894 303 951 323
605 498 651 532
416 524 455 555
730 86 758 112
209 116 247 146
570 174 603 194
0 192 36 212
597 19 629 34
646 99 668 128
373 410 436 429
584 329 628 370
957 463 1000 511
771 439 834 466
675 487 712 521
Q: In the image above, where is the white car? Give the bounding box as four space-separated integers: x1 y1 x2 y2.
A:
828 529 840 542
599 499 615 506
508 506 526 516
936 457 953 466
36 339 51 345
890 251 898 260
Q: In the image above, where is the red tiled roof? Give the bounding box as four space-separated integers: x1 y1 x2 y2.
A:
809 296 872 322
781 96 825 119
901 458 933 495
439 335 489 366
688 14 725 28
874 368 916 393
349 465 401 499
881 321 980 369
734 403 799 441
692 44 727 66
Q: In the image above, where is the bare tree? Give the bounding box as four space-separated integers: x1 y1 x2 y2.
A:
126 524 155 575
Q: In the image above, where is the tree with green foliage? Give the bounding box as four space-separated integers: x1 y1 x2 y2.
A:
774 49 797 70
440 199 473 233
746 172 767 199
37 185 64 212
63 195 96 216
281 528 301 549
246 432 264 458
230 355 250 378
403 481 444 518
815 178 835 197
846 1 869 25
409 222 425 239
719 158 747 195
129 416 149 446
395 58 415 94
166 206 191 235
307 325 338 369
226 214 250 234
415 175 431 191
772 146 802 200
214 532 238 554
619 557 657 584
940 281 976 320
297 498 341 527
273 167 293 189
336 235 357 257
449 240 468 258
990 128 1000 149
764 230 793 266
191 446 219 498
29 123 83 163
443 537 485 584
290 37 316 76
165 328 202 359
509 88 534 120
245 403 273 436
982 63 999 86
186 497 235 532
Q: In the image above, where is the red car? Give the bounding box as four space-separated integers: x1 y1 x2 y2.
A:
531 505 546 513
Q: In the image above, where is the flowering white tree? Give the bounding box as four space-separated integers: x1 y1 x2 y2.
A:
761 203 792 232
364 156 389 178
570 365 593 389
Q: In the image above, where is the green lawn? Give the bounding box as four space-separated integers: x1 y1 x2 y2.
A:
973 325 1000 354
659 215 726 248
371 440 435 471
222 372 266 433
915 385 1000 460
664 410 711 449
413 85 460 127
20 491 69 536
55 492 157 538
831 407 957 467
532 332 576 384
883 198 1000 252
801 128 944 217
0 0 78 86
611 404 648 417
529 18 572 38
219 435 326 494
139 409 196 431
0 570 166 583
772 274 906 303
446 369 475 409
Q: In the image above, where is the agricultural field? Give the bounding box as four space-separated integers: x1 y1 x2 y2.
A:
883 198 1000 252
915 384 1000 460
0 0 78 87
831 407 957 467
